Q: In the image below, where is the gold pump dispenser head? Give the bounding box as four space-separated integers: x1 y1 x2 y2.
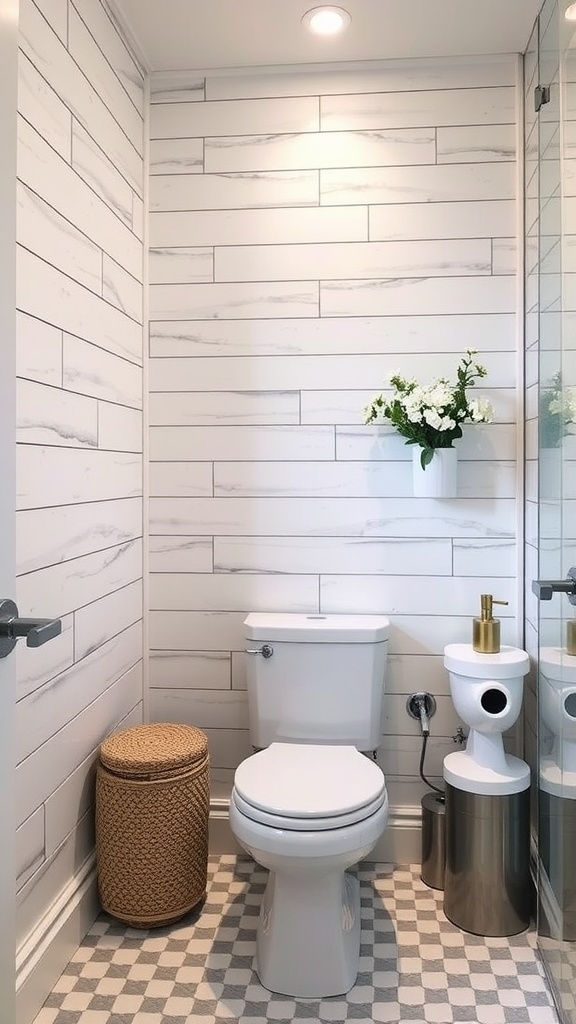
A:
472 594 508 654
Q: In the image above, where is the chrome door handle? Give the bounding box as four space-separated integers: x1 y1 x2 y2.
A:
245 644 274 659
532 567 576 605
0 598 62 659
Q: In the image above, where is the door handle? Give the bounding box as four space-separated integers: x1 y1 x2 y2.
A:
532 568 576 605
0 598 62 659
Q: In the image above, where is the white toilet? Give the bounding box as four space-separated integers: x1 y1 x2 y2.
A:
540 647 576 795
229 612 389 998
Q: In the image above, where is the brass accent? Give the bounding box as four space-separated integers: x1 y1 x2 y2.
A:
472 594 509 654
568 619 576 657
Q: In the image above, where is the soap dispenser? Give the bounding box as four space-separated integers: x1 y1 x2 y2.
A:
473 594 508 654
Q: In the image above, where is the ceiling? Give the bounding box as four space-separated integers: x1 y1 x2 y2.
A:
114 0 543 74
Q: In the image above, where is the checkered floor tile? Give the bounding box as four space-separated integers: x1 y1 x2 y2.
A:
32 857 558 1024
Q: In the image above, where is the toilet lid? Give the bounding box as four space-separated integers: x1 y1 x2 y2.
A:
233 743 385 822
232 787 387 831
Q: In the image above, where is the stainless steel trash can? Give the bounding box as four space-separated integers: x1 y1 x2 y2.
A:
443 782 530 936
421 792 445 890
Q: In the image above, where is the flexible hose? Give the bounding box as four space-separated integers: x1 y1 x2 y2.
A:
418 726 445 798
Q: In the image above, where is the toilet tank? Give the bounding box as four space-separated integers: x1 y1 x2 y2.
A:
244 613 389 750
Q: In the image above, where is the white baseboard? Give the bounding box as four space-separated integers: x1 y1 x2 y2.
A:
209 799 424 866
16 856 100 1024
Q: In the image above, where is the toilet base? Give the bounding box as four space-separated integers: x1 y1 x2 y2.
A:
257 868 360 997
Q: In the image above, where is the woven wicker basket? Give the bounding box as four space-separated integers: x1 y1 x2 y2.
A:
95 722 210 928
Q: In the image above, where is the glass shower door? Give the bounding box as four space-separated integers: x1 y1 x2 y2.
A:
536 0 576 1018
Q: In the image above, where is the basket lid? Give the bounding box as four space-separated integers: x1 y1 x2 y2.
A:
100 723 208 777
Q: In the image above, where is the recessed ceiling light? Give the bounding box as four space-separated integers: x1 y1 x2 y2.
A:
566 2 576 19
302 6 351 36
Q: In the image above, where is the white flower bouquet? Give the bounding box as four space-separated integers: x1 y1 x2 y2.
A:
364 350 493 469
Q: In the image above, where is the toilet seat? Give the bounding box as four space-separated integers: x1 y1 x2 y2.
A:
233 742 386 831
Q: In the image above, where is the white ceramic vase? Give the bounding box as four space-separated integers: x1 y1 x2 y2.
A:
412 447 457 498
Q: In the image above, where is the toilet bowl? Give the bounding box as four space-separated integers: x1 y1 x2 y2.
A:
229 612 390 998
230 742 388 998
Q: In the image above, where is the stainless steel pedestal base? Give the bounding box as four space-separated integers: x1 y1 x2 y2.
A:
443 783 530 936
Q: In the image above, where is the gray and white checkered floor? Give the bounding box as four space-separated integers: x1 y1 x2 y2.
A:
33 857 558 1024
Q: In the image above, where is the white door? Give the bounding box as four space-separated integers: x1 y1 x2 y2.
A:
0 0 18 1018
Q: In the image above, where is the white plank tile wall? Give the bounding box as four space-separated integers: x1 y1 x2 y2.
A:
15 0 144 960
148 59 521 807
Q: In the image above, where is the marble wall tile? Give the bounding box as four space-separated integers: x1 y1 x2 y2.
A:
17 538 142 620
102 253 143 322
320 275 515 318
148 688 249 730
16 614 75 702
74 579 143 661
452 538 517 577
150 96 320 140
150 170 318 210
149 462 213 497
17 445 141 509
16 622 143 763
436 124 516 164
98 404 143 452
149 280 319 321
149 350 515 392
16 496 142 575
149 390 299 426
149 312 515 358
149 610 248 652
71 120 134 228
17 181 103 295
149 425 334 462
149 573 320 612
149 138 204 175
319 574 515 617
215 238 492 283
19 0 142 192
18 118 141 276
16 312 62 386
151 75 205 104
16 377 98 449
204 128 435 174
19 51 72 160
206 62 516 101
71 0 144 113
63 333 142 407
369 199 516 242
17 247 142 363
151 496 514 539
34 0 67 42
16 0 144 960
16 806 44 893
15 656 143 828
44 753 97 861
213 536 452 576
320 87 516 131
321 162 514 206
149 205 367 247
68 5 142 153
149 651 230 690
149 537 213 573
149 247 213 284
